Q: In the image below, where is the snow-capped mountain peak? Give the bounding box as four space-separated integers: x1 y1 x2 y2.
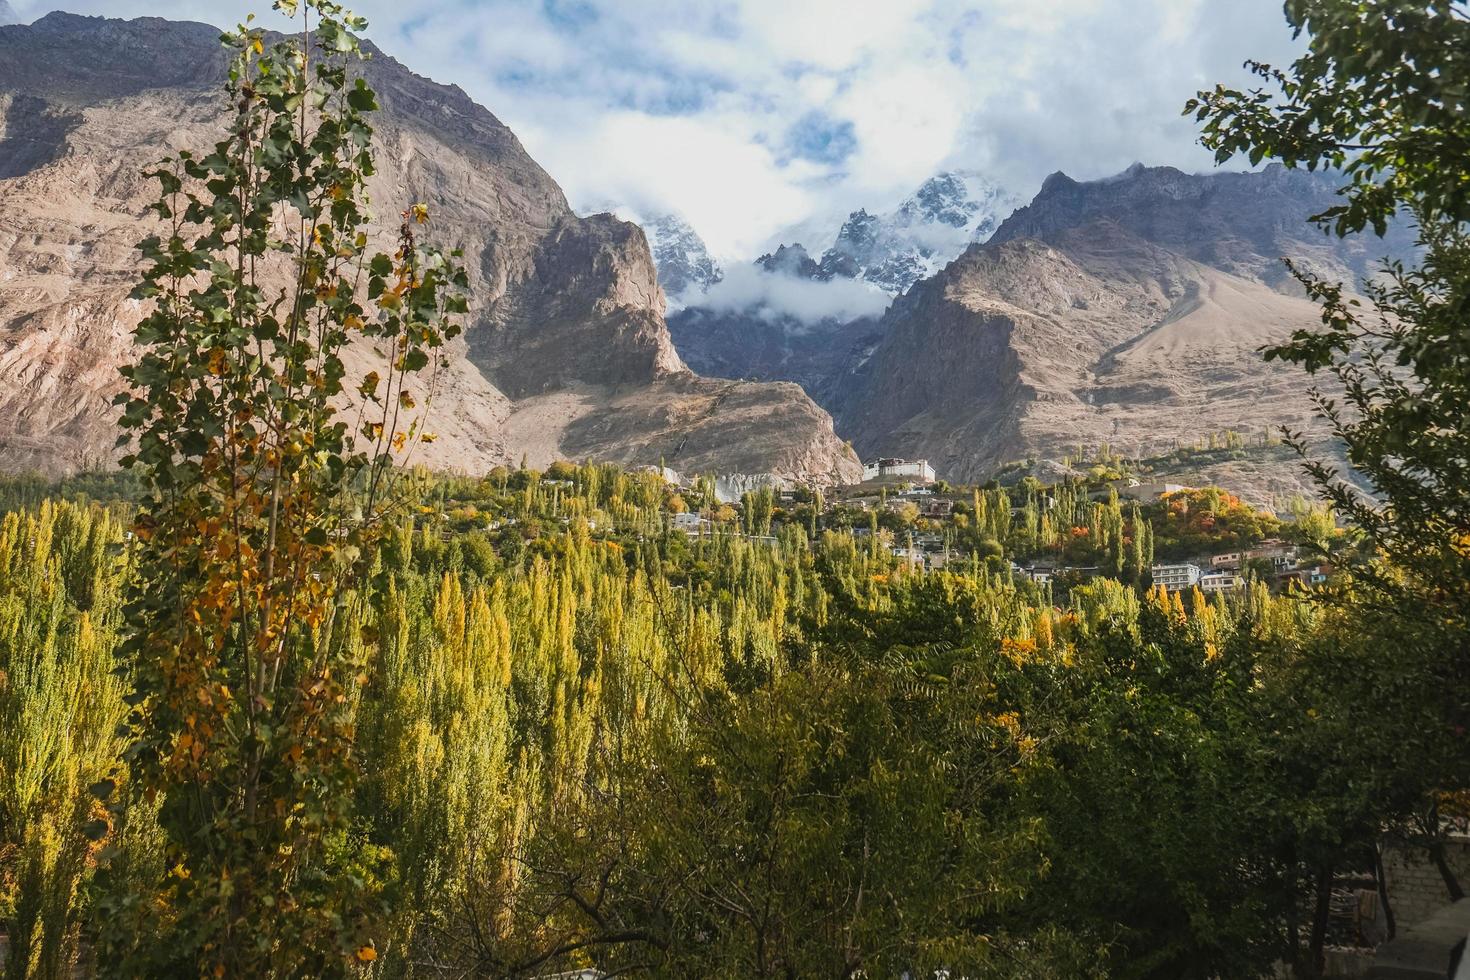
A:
636 170 1017 308
817 171 1021 294
642 213 722 303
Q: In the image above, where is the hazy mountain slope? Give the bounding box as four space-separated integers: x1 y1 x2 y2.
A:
666 306 881 411
833 165 1415 498
0 13 859 484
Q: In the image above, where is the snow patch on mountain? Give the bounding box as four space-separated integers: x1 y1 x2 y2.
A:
637 171 1016 325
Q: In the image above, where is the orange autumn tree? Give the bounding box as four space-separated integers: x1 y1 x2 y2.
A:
97 0 466 974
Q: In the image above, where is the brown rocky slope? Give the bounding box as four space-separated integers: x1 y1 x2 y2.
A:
0 13 860 485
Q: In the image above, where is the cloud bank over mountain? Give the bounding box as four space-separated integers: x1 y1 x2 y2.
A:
13 0 1303 259
697 264 891 326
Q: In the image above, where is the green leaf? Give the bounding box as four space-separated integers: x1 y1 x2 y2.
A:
347 79 378 112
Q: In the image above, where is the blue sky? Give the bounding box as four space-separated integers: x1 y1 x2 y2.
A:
12 0 1304 258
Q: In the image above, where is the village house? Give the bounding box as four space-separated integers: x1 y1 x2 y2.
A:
670 512 708 537
1279 564 1331 588
1199 570 1243 594
1246 539 1299 571
922 498 954 518
891 544 926 566
1210 551 1243 569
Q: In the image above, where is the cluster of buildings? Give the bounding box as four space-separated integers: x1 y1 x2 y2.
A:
1148 541 1331 594
1016 539 1330 594
656 458 1334 593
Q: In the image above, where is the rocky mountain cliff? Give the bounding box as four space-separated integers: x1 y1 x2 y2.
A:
831 164 1417 498
0 13 860 485
990 162 1416 288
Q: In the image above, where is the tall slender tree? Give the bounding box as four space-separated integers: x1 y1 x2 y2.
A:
101 1 466 973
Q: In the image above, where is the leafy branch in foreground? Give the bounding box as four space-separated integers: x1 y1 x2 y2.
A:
1186 0 1470 237
94 0 466 974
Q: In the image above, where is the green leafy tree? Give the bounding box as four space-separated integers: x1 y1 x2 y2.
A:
99 1 467 974
1191 1 1470 971
1190 0 1469 751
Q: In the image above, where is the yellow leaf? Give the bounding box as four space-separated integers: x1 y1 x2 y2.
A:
356 945 377 962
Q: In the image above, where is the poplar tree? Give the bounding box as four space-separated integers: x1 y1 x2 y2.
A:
101 1 466 973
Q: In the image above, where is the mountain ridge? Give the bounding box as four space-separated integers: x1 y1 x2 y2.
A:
828 163 1418 499
0 12 861 485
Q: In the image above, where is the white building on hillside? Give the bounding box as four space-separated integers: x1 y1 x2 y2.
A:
1151 563 1203 590
862 458 936 484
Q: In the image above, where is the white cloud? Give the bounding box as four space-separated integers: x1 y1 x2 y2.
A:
697 264 891 325
530 109 822 258
12 0 1305 260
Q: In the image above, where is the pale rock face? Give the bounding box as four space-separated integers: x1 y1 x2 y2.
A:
0 13 861 485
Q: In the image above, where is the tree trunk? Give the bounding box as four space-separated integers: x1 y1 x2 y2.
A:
1428 839 1466 902
1308 863 1333 979
1376 841 1396 941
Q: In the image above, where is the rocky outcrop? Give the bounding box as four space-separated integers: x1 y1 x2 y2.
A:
990 163 1417 289
0 13 860 484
